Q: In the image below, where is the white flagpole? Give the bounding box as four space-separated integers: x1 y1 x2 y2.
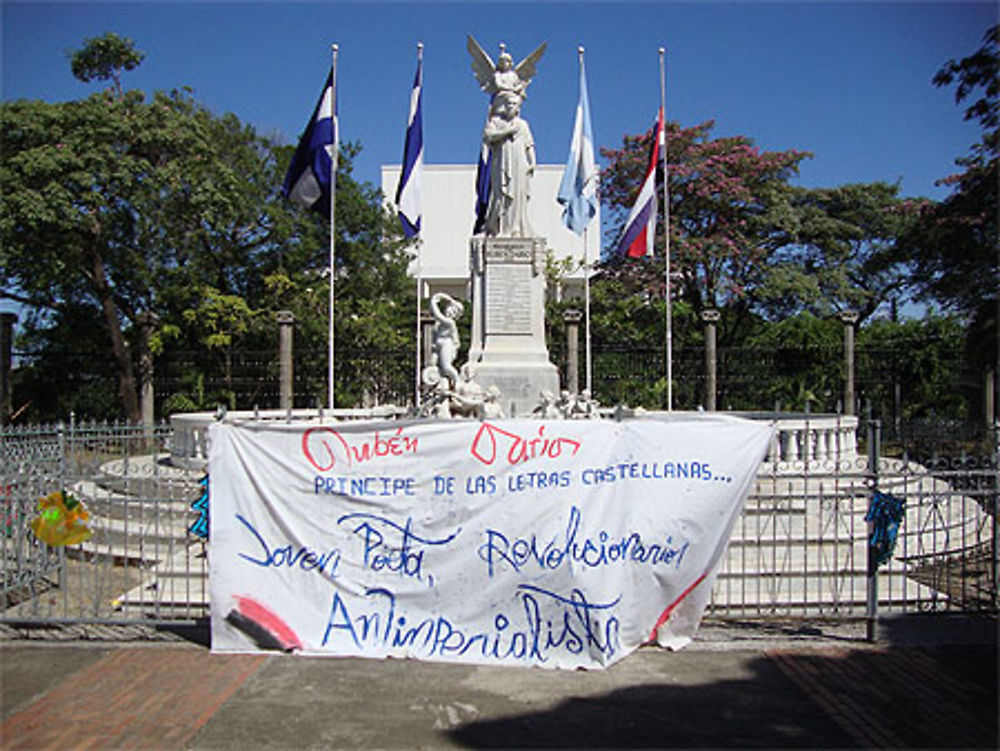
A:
659 47 672 412
578 46 594 396
584 230 593 395
413 42 424 409
415 244 423 408
328 44 339 411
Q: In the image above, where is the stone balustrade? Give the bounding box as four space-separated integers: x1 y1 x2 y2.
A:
755 413 860 472
169 409 859 475
169 407 410 470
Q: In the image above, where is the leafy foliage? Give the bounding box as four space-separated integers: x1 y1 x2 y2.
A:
858 315 968 422
902 25 998 366
759 182 919 322
600 120 809 314
69 32 145 97
1 36 412 421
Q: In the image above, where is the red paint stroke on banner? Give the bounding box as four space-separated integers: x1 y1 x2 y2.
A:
232 595 303 652
648 572 708 643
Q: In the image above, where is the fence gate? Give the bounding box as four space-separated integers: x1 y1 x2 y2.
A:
709 419 998 620
2 421 208 626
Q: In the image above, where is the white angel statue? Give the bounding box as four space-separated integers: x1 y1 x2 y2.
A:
467 36 547 237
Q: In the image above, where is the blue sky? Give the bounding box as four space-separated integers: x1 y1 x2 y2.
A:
2 1 995 214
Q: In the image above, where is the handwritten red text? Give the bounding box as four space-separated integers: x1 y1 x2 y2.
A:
470 423 581 467
303 427 419 472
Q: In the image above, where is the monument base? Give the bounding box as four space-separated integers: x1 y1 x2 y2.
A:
469 360 560 417
468 235 561 416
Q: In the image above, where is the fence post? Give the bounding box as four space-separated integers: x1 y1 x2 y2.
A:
866 417 881 643
993 420 999 612
985 368 996 431
563 309 582 395
702 309 720 411
137 312 159 441
0 312 16 426
840 310 858 416
277 311 295 411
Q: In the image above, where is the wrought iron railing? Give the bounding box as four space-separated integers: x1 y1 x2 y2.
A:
2 418 995 630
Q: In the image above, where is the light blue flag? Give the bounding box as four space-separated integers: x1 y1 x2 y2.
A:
395 55 423 238
557 57 598 235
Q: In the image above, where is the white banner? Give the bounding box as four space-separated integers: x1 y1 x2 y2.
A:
209 415 772 669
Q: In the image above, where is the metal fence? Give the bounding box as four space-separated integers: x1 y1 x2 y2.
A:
709 420 998 621
2 420 207 625
10 335 981 425
1 418 996 630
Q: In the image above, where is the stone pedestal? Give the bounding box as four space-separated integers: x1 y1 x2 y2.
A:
468 236 559 415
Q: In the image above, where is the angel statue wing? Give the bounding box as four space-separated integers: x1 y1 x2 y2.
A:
515 41 547 87
466 35 496 92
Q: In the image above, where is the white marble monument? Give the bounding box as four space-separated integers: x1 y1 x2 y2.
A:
464 36 560 415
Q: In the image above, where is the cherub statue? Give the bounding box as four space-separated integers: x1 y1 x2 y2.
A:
467 36 546 237
466 36 546 114
571 389 600 419
533 390 562 419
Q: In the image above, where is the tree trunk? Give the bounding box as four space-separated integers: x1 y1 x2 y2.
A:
89 247 141 423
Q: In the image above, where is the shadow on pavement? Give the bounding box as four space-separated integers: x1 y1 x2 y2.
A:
878 611 998 648
447 645 997 750
157 617 211 647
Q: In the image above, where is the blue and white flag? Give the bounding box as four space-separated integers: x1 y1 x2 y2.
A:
473 141 491 235
395 55 423 238
282 71 337 217
557 57 598 235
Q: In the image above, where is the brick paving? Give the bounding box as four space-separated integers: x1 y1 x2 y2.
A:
1 648 265 750
0 634 995 749
767 646 997 749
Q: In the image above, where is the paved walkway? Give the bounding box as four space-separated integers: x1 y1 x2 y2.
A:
1 615 996 749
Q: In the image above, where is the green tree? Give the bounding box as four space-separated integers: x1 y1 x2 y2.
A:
1 36 316 421
2 35 414 422
69 32 145 99
758 182 918 323
903 25 997 368
600 120 809 318
0 91 289 421
857 316 967 423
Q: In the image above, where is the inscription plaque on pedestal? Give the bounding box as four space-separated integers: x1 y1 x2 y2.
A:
485 265 532 335
468 236 560 415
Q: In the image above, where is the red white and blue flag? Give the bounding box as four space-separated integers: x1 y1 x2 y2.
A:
609 109 663 259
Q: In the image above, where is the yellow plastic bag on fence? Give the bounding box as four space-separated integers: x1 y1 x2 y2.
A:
30 490 92 547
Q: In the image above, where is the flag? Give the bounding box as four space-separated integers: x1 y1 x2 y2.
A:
557 57 598 235
395 55 423 237
473 141 491 235
609 109 663 259
282 71 337 217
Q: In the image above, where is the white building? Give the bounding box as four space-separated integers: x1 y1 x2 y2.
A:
381 164 600 301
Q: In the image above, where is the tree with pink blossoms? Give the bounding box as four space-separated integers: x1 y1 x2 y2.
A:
600 119 809 321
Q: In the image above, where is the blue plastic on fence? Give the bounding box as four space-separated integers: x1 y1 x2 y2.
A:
189 474 209 540
865 489 905 569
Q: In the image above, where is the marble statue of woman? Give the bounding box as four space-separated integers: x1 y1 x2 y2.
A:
428 292 463 390
467 36 546 238
482 91 536 236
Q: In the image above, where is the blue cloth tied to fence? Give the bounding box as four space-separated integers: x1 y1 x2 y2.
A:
865 490 905 569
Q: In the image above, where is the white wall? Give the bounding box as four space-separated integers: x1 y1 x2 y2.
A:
381 164 599 300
